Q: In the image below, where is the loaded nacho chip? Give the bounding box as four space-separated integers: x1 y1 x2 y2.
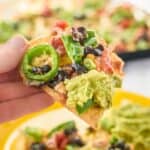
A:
20 24 124 128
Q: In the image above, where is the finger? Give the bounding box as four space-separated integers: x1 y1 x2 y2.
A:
0 81 41 102
0 92 53 123
0 35 28 73
0 69 21 83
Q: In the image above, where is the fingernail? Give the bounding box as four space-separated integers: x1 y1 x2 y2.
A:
8 35 29 53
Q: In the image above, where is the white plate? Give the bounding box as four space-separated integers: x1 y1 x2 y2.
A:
4 108 89 150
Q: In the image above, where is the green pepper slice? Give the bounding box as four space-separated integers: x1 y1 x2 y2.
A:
76 99 94 114
47 121 75 137
21 44 59 83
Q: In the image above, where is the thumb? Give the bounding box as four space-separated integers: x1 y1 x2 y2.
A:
0 35 28 73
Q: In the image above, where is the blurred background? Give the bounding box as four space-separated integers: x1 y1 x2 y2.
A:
0 0 150 97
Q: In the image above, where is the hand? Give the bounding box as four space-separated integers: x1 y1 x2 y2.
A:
0 36 53 123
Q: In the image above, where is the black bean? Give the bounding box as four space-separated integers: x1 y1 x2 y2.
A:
30 142 46 150
108 147 115 150
116 140 125 149
47 69 69 88
72 27 87 45
61 65 74 77
92 48 102 56
26 35 32 40
72 63 87 74
64 127 77 136
84 45 103 57
87 127 95 133
84 46 93 56
32 67 42 74
32 67 38 73
92 44 104 56
57 70 68 81
41 65 51 73
37 68 42 74
57 72 64 81
125 145 130 150
96 44 104 51
32 65 51 75
47 80 58 88
77 27 86 34
107 140 130 150
74 13 86 20
68 138 85 147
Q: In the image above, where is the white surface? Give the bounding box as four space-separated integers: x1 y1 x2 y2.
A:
113 0 150 13
123 58 150 97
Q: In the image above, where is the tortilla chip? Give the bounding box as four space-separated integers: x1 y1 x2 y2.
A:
43 85 103 128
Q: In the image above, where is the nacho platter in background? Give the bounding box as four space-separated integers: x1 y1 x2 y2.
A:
0 0 150 62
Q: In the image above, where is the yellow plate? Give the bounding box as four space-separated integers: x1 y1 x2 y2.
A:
0 90 150 150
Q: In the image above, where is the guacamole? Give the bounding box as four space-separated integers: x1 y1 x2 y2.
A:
100 103 150 150
64 70 121 110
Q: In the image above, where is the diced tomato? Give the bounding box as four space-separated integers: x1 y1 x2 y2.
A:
41 5 52 17
112 55 124 75
96 51 114 74
41 0 52 17
115 42 127 52
51 36 66 56
55 21 68 30
96 8 105 15
96 48 124 75
51 37 62 48
55 132 68 150
59 138 69 150
41 7 52 17
111 53 124 75
119 19 133 29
